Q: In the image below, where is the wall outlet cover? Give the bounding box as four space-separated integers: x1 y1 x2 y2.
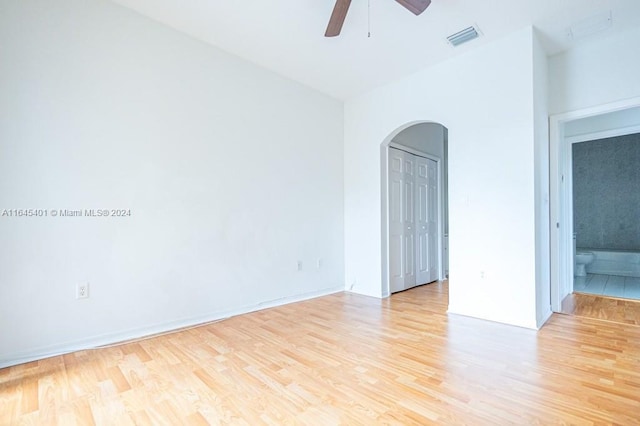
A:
77 283 90 299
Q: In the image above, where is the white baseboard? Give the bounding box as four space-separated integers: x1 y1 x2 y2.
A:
447 305 539 330
347 286 384 298
0 285 344 369
537 308 554 329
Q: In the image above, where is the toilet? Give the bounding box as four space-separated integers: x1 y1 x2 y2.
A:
575 251 594 276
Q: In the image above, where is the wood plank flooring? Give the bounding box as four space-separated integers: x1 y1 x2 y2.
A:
562 291 640 326
2 281 640 425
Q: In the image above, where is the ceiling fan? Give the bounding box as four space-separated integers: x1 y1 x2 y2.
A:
325 0 432 37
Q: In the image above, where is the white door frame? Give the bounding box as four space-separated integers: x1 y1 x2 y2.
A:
549 96 640 311
382 141 445 297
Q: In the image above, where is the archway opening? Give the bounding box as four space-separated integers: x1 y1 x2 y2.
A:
380 121 449 297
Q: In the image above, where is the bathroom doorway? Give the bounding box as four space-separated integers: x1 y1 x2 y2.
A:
571 129 640 300
550 98 640 311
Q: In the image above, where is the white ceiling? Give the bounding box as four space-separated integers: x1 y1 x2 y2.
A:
110 0 640 100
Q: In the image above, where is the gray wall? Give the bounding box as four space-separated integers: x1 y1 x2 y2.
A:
573 133 640 250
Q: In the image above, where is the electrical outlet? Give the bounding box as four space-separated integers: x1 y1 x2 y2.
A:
317 258 323 269
297 261 303 271
77 282 89 299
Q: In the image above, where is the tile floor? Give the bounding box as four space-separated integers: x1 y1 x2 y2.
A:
574 273 640 300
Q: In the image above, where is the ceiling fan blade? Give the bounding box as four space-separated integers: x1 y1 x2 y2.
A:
395 0 432 15
325 0 352 37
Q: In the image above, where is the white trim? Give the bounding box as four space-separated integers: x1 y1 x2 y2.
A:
549 96 640 312
537 308 553 329
566 124 640 144
0 285 344 369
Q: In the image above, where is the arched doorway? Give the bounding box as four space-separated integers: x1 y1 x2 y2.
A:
380 122 449 296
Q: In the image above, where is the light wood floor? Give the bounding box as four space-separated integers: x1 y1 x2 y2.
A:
561 291 640 326
2 281 640 425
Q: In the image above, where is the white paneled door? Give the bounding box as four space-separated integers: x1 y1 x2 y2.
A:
389 147 439 293
389 150 405 293
402 153 417 290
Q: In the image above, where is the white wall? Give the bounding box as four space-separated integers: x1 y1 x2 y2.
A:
345 27 544 328
533 31 551 328
0 0 344 366
549 26 640 115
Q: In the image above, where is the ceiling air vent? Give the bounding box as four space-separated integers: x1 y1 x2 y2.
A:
447 26 480 47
